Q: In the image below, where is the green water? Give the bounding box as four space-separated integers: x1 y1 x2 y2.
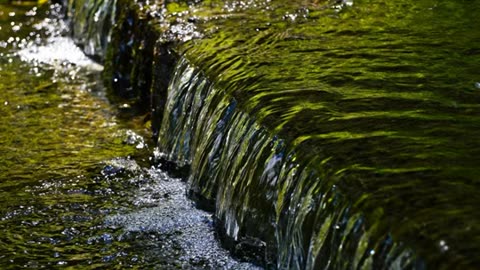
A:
0 4 263 268
151 0 480 268
4 0 478 268
0 4 145 267
0 4 255 269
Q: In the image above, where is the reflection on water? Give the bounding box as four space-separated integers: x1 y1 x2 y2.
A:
0 4 255 269
154 0 480 268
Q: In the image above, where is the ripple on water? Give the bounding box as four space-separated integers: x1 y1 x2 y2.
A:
0 4 257 268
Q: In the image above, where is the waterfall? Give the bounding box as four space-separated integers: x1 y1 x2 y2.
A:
64 0 480 268
157 57 421 269
66 0 117 60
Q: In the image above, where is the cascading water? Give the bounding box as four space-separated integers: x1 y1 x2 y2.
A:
42 0 480 268
152 1 480 268
0 1 261 268
66 0 117 59
157 57 422 268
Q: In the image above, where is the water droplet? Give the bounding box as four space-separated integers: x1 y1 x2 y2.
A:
475 82 480 89
8 12 15 17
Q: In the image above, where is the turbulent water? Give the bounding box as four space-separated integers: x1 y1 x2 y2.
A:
0 4 257 269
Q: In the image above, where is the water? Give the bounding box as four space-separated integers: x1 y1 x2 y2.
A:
66 0 116 59
151 0 480 268
4 0 477 268
0 4 257 268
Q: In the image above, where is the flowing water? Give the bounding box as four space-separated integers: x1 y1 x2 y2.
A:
152 0 480 268
2 0 479 269
0 3 257 269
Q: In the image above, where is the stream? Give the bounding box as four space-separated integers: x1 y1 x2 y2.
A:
0 3 257 269
2 0 480 268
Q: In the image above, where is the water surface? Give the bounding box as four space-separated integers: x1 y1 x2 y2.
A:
0 4 256 268
154 0 480 268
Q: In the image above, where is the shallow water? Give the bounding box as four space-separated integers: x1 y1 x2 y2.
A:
0 4 256 268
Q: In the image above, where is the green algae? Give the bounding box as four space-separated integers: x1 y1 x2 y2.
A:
0 63 137 182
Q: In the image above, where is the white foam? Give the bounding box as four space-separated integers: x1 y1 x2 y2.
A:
17 36 103 71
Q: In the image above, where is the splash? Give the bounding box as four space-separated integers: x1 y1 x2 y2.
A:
18 36 103 70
